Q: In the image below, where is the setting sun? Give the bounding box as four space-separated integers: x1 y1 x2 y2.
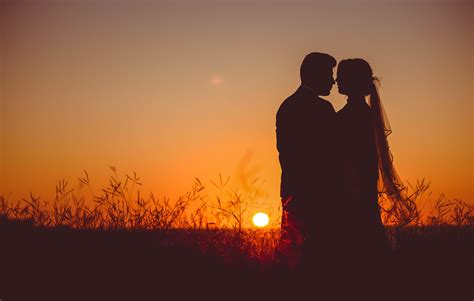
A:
252 212 269 228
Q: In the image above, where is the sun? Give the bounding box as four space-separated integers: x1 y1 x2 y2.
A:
252 212 269 228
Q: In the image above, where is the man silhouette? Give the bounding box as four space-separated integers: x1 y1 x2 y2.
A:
275 52 339 269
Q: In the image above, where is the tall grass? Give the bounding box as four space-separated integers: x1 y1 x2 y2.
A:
2 166 471 228
0 166 285 263
0 166 472 258
7 171 266 227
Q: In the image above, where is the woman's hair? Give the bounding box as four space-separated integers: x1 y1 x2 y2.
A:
339 58 418 226
337 58 373 96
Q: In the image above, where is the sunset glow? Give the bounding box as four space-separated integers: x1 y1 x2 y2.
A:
0 0 472 214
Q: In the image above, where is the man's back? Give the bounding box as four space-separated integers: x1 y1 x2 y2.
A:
276 85 338 206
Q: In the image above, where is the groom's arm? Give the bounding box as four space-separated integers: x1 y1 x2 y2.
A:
276 102 322 196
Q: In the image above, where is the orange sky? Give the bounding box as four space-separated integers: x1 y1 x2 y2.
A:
1 0 472 223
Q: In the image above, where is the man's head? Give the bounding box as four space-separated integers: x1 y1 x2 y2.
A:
300 52 336 96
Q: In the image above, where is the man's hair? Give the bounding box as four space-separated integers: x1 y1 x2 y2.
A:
300 52 337 82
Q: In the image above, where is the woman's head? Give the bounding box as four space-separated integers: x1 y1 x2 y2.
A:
336 58 376 97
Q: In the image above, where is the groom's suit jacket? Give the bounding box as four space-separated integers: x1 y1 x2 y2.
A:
276 86 340 217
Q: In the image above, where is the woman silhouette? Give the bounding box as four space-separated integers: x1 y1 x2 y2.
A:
335 58 416 297
336 59 386 254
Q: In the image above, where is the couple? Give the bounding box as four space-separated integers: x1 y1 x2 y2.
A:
275 52 407 291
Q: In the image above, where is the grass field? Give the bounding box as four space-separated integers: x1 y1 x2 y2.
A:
1 168 472 300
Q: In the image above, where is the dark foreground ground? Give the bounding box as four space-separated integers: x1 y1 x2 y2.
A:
1 219 472 301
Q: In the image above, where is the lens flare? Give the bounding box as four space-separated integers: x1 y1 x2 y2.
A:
210 75 223 86
252 212 269 228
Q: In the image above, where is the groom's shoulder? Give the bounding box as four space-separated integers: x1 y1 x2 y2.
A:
277 92 300 118
277 93 335 120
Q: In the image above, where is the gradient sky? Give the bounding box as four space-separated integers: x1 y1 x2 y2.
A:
1 0 472 220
